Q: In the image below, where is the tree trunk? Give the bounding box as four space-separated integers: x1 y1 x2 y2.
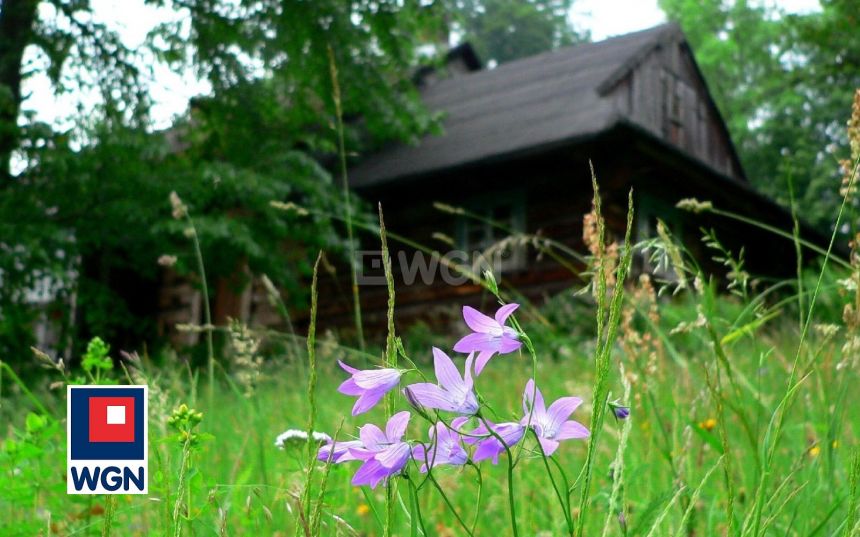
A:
0 0 39 180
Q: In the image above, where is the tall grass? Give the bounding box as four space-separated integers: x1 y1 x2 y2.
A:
847 446 860 536
575 173 635 536
298 252 322 535
378 204 398 537
170 192 216 404
3 294 859 535
4 159 860 536
746 155 859 536
327 45 365 352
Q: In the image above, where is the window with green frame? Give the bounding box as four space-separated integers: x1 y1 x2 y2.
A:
455 192 527 272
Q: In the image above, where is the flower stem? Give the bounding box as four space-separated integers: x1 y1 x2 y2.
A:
478 415 519 537
384 482 394 537
503 442 519 537
327 45 365 352
406 475 427 536
172 438 192 537
469 463 483 535
426 473 474 537
311 421 344 535
532 430 573 535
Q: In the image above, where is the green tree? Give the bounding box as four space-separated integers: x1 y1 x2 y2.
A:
0 0 147 179
453 0 588 65
0 1 445 365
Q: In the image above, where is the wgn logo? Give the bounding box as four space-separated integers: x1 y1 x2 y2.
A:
67 385 148 494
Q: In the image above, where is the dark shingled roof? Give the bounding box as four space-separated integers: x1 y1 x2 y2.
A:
350 24 685 188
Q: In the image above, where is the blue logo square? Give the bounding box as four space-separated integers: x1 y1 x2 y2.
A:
69 386 146 460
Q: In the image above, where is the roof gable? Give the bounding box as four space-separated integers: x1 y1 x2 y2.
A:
599 27 746 182
350 23 746 187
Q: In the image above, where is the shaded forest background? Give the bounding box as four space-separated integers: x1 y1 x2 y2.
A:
0 0 857 364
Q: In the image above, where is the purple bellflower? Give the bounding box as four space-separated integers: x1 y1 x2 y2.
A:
521 379 589 456
338 360 403 416
412 417 469 472
349 411 412 489
317 439 364 464
403 348 479 415
453 304 522 375
465 420 526 464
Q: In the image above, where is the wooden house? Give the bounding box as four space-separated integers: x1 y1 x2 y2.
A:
318 23 830 330
158 23 831 342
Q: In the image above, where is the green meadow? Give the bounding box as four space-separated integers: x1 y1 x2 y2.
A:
2 200 860 536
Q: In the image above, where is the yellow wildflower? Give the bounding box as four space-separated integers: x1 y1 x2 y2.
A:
700 418 717 432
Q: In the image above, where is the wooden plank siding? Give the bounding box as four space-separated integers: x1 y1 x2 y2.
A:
605 37 743 183
312 143 663 338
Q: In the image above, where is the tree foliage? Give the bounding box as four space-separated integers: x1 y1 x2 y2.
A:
0 1 445 364
451 0 587 65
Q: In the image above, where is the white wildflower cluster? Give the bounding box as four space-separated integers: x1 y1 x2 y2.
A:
274 429 332 449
